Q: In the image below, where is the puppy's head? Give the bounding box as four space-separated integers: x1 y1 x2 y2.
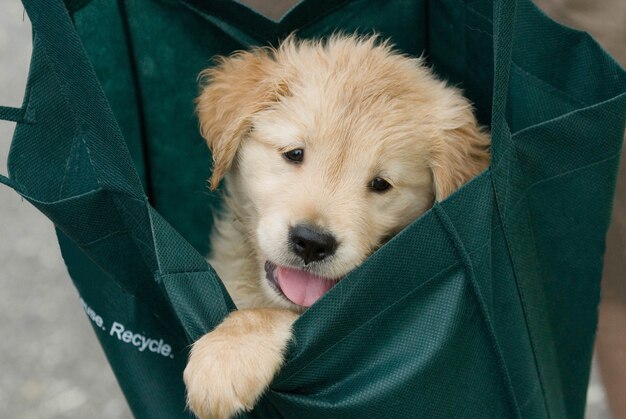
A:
198 35 489 309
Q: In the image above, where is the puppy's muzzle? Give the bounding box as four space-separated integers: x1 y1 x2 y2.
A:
289 224 338 265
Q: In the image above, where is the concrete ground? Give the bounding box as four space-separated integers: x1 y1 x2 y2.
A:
0 1 612 418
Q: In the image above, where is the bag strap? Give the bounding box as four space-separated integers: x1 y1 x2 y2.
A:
490 0 516 166
0 105 28 191
0 66 35 192
0 106 27 123
0 167 18 191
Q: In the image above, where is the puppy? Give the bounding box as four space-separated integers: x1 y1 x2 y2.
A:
184 35 490 419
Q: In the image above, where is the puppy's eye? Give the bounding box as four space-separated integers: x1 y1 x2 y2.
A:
369 177 391 192
283 148 304 164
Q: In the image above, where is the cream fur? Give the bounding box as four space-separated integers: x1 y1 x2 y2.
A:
184 35 490 419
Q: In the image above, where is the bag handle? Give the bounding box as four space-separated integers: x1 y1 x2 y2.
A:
0 25 36 193
0 106 28 123
490 0 517 166
0 166 18 191
0 105 30 191
0 9 36 191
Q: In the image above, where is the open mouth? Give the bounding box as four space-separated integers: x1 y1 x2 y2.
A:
264 261 337 308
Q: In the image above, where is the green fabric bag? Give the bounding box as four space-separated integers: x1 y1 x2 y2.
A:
2 0 625 417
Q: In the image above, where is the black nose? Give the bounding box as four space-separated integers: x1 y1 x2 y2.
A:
289 224 338 265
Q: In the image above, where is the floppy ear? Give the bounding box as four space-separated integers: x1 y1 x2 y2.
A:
196 48 283 189
430 98 491 201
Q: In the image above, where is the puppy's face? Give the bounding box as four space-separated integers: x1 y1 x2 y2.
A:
198 36 489 310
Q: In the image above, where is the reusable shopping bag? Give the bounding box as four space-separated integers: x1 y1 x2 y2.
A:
1 0 625 417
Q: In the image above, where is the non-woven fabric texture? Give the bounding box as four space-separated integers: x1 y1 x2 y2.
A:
1 0 625 417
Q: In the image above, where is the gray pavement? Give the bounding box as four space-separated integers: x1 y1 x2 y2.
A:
0 1 612 419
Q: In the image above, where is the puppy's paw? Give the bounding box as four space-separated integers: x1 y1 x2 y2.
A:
184 308 298 419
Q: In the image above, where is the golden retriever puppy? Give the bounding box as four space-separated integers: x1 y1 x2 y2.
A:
184 35 489 418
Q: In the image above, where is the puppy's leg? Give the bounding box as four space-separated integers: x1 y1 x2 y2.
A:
184 308 298 419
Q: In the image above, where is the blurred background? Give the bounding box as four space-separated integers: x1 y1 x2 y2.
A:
0 1 622 418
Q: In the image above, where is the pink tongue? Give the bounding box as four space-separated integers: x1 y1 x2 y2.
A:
276 266 335 307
